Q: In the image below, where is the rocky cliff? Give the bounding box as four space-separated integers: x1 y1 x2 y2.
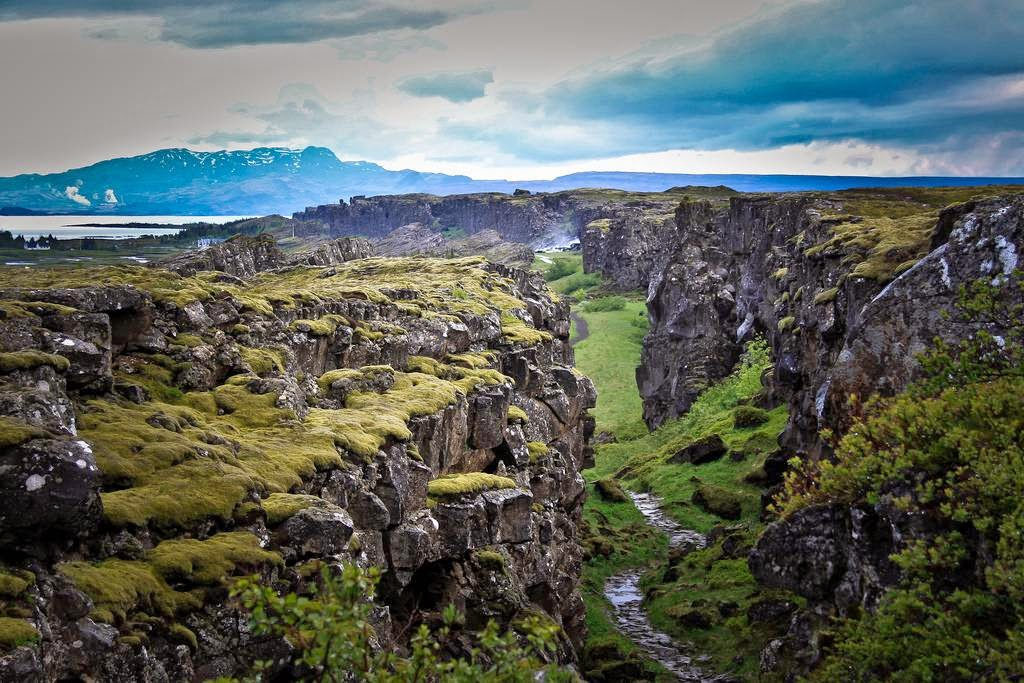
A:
587 185 1024 674
0 249 595 680
292 188 702 248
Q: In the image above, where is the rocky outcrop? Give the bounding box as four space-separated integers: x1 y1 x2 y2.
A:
586 188 1023 676
0 251 595 679
374 224 534 266
161 233 374 277
624 191 1024 462
293 188 699 248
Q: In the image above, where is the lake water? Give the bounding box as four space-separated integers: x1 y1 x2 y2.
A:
0 215 254 240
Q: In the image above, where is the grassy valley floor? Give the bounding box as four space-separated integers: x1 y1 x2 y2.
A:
537 254 796 681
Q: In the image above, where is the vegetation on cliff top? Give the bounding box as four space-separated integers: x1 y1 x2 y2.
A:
774 273 1024 680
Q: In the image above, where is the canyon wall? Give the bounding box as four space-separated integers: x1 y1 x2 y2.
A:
292 188 694 248
0 240 594 680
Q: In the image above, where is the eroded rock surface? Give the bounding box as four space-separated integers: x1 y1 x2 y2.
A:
0 247 595 679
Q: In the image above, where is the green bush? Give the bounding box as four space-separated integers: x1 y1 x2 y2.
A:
776 272 1024 681
226 564 569 682
582 296 626 312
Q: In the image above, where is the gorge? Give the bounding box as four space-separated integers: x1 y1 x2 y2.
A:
0 182 1023 681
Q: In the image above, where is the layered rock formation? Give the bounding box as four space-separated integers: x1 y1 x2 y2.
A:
0 249 595 680
161 233 373 277
374 224 534 266
587 186 1024 674
292 188 700 248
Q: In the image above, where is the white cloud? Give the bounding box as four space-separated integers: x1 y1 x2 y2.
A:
104 188 118 203
64 185 91 206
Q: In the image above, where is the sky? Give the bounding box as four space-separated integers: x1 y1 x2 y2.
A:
0 0 1022 179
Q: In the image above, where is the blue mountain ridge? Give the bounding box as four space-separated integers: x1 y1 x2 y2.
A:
1 146 1021 216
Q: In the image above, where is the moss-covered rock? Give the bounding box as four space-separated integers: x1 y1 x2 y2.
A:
691 484 742 520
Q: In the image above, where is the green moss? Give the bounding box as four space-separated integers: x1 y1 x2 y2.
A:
527 441 550 464
0 569 32 599
805 213 937 283
169 623 198 650
238 345 286 375
60 532 278 623
147 531 281 584
0 299 77 318
231 323 251 335
261 492 333 525
813 287 839 305
507 405 529 424
475 549 507 571
0 350 70 373
172 333 204 348
0 618 38 648
777 316 796 332
733 406 770 429
0 416 47 449
58 559 203 622
501 311 553 346
691 484 743 520
771 267 789 280
446 351 496 369
594 478 628 502
289 315 344 337
427 473 516 500
587 218 613 233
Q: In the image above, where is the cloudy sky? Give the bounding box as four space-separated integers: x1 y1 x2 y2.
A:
0 0 1022 178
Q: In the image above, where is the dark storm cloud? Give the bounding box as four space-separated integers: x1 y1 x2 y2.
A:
0 1 464 48
397 69 493 102
537 0 1024 153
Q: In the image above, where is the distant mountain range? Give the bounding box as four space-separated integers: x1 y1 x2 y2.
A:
1 146 1021 216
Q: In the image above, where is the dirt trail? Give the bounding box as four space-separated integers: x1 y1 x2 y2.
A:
571 312 589 345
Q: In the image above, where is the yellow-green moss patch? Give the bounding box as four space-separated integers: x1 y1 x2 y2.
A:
0 618 38 648
813 287 838 305
0 416 47 449
147 531 281 584
0 350 69 373
261 492 333 525
777 316 796 332
427 473 516 500
507 405 529 424
527 441 550 464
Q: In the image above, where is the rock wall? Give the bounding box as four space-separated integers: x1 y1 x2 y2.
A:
599 192 1024 463
0 251 595 680
292 189 693 248
589 189 1024 674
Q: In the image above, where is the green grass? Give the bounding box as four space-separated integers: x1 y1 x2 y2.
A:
573 299 649 439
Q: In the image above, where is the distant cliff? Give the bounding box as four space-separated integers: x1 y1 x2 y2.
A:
293 188 696 248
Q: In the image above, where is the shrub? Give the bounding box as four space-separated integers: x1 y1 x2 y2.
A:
582 296 626 312
775 272 1024 680
226 564 566 681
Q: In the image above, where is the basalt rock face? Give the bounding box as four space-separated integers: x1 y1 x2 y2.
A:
0 248 595 680
626 192 1024 460
374 224 535 267
293 188 702 249
162 233 374 277
591 189 1024 675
